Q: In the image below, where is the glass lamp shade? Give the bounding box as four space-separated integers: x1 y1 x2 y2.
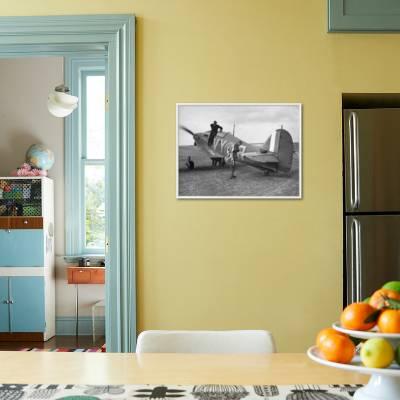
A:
47 91 78 117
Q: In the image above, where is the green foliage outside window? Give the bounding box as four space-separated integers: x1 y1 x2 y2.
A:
85 172 105 249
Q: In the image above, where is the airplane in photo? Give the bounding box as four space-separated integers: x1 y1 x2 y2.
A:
179 125 294 174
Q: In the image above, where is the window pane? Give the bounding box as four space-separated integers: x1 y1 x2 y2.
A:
86 75 105 159
85 164 105 250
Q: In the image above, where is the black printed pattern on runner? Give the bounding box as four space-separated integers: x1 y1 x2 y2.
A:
28 384 74 398
0 384 29 400
134 386 186 399
254 385 280 397
84 386 125 395
192 385 249 400
28 388 60 399
286 385 350 400
328 385 363 398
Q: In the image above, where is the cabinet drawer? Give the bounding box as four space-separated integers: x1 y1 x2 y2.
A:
91 269 105 284
0 218 43 229
69 269 91 284
9 217 43 229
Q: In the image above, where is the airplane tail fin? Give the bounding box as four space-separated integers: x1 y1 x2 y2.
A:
260 128 294 172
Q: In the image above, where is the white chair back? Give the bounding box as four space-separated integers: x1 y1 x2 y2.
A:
136 330 276 354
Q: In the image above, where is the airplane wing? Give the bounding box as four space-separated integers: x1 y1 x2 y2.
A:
241 152 279 164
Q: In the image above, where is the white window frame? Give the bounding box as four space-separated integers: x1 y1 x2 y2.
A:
65 57 106 256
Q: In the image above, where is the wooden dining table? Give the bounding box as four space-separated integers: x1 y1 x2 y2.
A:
0 352 368 385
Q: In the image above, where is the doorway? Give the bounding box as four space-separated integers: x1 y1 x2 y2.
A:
0 15 136 352
0 56 107 351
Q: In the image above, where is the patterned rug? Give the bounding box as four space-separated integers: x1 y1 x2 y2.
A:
0 384 364 400
19 348 102 352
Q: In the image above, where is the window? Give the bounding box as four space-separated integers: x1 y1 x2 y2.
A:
83 73 105 251
65 58 106 256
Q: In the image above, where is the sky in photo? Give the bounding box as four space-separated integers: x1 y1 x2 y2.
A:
178 104 301 146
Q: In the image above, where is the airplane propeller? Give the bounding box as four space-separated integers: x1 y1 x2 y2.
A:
179 125 195 136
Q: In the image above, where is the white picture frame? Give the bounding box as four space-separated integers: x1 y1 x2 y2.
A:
176 103 302 199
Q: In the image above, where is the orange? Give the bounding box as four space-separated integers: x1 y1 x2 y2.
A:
316 328 346 348
369 289 400 310
319 333 355 364
377 309 400 333
340 303 377 331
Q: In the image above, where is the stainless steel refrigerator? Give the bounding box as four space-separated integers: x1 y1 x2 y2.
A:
344 108 400 305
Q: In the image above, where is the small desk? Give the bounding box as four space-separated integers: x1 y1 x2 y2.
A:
67 266 105 336
67 266 105 285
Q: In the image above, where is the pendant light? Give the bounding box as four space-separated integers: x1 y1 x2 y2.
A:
47 84 78 118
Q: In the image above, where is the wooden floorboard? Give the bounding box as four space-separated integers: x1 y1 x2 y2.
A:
0 335 105 351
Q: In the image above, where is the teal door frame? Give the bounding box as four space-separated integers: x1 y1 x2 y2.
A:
0 15 136 352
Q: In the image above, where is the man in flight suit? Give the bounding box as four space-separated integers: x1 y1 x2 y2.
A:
208 120 223 146
230 140 242 179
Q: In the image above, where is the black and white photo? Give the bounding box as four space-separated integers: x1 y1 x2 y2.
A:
176 103 302 199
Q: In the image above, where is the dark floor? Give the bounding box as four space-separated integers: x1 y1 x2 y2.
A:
0 335 105 351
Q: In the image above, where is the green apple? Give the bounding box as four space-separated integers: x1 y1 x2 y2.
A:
382 281 400 293
395 345 400 366
360 338 394 368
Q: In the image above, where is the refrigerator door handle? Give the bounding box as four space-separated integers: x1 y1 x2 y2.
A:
349 112 361 210
351 218 362 303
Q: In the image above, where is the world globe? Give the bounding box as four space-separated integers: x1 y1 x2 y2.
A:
26 144 55 170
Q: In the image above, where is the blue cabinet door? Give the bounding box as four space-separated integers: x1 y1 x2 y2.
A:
0 230 44 267
10 277 45 332
0 277 9 332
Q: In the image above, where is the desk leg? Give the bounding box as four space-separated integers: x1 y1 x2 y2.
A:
75 284 79 337
92 305 95 343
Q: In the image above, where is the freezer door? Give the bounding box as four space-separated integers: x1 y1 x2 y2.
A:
345 215 400 305
344 109 400 213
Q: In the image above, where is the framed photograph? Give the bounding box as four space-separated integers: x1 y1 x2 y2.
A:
176 103 302 199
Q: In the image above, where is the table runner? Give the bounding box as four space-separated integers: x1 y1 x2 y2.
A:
0 384 364 400
19 348 102 353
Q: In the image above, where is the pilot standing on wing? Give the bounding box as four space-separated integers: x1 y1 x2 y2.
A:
208 120 223 146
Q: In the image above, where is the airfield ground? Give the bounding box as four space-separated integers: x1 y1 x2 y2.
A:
178 144 300 197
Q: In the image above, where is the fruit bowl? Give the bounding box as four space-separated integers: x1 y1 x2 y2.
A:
332 321 400 346
308 335 400 400
309 283 400 399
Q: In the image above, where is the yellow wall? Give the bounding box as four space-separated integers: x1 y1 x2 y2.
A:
1 0 398 351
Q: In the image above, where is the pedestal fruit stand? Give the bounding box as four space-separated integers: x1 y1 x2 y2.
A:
308 323 400 400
